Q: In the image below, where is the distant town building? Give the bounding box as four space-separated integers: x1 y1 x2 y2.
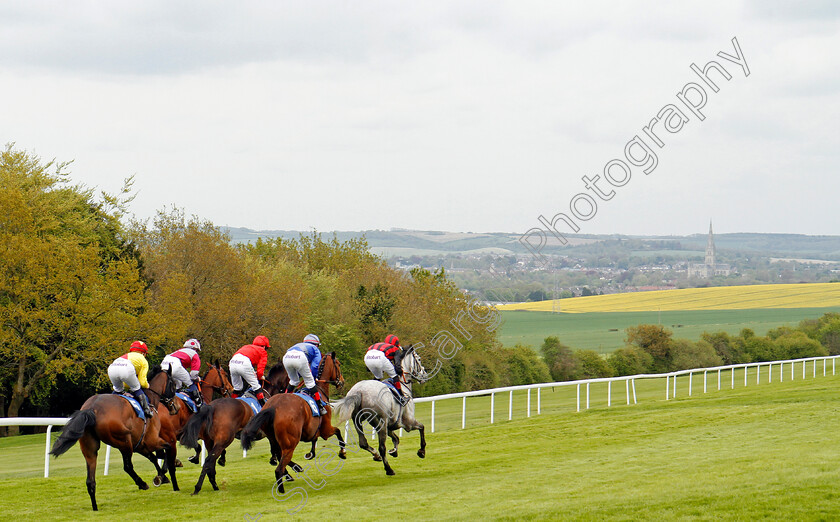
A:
688 222 731 278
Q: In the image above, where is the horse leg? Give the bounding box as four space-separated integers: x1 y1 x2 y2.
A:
387 429 400 458
79 434 100 511
150 450 171 486
354 419 379 460
144 451 169 486
188 447 201 465
193 441 223 495
377 427 394 475
407 418 426 458
331 425 347 460
120 448 148 490
304 440 317 460
164 444 179 491
268 434 282 466
274 447 296 495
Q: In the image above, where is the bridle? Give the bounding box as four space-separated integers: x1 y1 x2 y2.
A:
200 366 232 397
316 353 345 389
401 346 428 384
147 372 177 413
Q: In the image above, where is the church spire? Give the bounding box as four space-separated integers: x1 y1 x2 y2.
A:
705 220 715 266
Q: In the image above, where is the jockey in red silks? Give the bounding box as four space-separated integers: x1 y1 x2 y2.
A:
161 338 203 406
364 334 406 401
230 335 270 406
282 334 327 415
108 340 154 416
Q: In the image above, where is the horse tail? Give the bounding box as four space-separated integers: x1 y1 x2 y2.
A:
331 393 361 424
181 403 213 450
241 407 275 451
51 409 96 457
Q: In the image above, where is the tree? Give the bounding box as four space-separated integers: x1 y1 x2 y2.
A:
626 324 674 372
670 339 723 370
573 350 614 379
541 336 578 381
608 346 653 376
0 146 146 434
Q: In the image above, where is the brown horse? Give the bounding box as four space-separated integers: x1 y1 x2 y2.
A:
240 353 346 495
155 361 234 482
180 393 259 495
264 352 344 460
50 367 178 511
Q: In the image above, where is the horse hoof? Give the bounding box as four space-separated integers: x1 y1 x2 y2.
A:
139 482 149 490
153 476 163 487
269 457 277 466
175 459 183 468
304 452 314 460
188 455 200 465
373 455 382 462
339 450 347 460
218 460 226 467
417 449 425 458
388 449 398 458
191 491 200 496
386 469 395 476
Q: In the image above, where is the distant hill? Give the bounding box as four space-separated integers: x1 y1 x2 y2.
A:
222 227 840 260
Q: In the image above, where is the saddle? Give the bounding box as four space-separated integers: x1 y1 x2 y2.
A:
236 395 261 415
176 392 198 413
383 380 409 407
293 392 321 417
114 393 146 420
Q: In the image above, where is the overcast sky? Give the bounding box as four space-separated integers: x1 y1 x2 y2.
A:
2 1 838 236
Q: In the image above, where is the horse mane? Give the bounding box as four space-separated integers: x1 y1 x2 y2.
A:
148 364 163 380
267 361 286 380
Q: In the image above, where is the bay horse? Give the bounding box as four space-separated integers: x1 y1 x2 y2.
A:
264 352 345 461
240 352 346 495
155 361 234 484
50 367 178 511
180 394 255 495
331 345 429 475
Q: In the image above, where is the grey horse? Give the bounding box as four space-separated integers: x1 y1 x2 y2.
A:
331 345 429 475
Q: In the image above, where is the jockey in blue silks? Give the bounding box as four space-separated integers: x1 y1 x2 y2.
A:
282 334 327 415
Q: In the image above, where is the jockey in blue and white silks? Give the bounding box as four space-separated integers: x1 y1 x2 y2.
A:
282 334 326 414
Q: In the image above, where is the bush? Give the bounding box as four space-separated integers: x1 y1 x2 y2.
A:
773 331 827 360
494 345 551 386
573 350 614 379
608 346 653 376
541 336 578 382
671 339 723 371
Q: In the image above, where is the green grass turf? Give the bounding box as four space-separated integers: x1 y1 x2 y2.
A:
499 307 840 353
2 361 839 520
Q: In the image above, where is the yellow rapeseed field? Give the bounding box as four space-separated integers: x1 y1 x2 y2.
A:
497 283 840 313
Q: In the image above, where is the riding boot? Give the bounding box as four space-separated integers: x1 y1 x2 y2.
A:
307 386 327 415
133 390 154 417
187 382 203 407
285 383 296 394
190 389 203 407
255 387 266 406
390 378 406 406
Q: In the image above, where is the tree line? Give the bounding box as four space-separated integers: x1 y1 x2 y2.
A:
0 146 511 433
539 313 840 382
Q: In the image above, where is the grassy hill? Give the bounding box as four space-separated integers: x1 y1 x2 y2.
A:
3 369 840 520
224 227 840 260
499 307 840 353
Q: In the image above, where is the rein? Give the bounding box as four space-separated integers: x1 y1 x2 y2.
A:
199 372 231 397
